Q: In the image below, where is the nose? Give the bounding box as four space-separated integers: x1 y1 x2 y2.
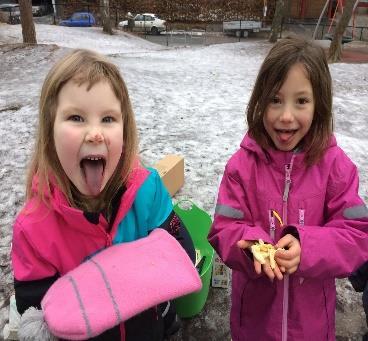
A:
279 105 294 123
85 128 104 143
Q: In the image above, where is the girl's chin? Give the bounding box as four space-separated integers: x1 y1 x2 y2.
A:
272 135 302 151
272 140 297 152
75 185 104 198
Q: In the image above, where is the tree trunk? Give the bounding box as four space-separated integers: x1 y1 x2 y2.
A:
328 0 355 63
100 0 113 35
18 0 37 44
269 0 285 43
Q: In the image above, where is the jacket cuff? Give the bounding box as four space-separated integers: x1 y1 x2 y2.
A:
281 225 300 241
348 274 366 292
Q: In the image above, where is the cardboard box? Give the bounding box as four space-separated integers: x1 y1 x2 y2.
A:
154 155 184 197
211 252 230 288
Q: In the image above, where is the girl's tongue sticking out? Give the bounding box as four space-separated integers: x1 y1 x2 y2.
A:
81 158 105 196
278 129 295 143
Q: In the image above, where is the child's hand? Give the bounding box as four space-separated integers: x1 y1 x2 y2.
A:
237 240 283 281
275 234 301 274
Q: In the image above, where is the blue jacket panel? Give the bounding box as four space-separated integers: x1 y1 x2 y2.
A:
113 168 173 244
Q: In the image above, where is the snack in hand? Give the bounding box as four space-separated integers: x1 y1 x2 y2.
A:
250 239 284 269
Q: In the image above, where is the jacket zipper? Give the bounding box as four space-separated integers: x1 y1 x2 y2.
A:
96 218 113 247
281 155 295 341
269 209 276 240
298 208 305 226
106 234 112 246
298 208 305 285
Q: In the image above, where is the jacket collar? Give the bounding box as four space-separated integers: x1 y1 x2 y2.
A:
30 163 150 236
240 133 337 170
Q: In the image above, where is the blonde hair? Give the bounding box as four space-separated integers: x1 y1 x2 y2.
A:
247 36 333 165
27 49 138 213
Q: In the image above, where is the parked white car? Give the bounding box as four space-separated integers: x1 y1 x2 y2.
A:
118 13 166 35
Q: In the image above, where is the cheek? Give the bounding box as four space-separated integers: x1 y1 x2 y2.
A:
54 126 81 156
263 113 273 131
55 125 78 140
112 134 124 155
302 111 314 131
111 126 124 148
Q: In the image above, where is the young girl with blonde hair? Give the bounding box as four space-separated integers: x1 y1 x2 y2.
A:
209 36 368 340
12 49 194 340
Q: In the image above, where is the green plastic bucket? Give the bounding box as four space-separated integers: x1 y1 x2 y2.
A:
173 200 214 318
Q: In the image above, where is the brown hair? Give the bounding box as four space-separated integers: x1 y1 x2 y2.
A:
247 36 333 165
26 49 138 213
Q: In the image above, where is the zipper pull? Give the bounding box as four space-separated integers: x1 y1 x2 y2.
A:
269 210 276 239
298 208 305 226
283 164 291 202
283 181 290 202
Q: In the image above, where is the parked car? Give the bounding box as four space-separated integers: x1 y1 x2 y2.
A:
118 13 166 35
0 3 20 24
59 12 95 27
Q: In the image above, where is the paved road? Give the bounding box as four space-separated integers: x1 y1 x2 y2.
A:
138 31 264 47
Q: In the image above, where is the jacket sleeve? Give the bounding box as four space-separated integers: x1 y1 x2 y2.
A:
348 261 368 292
147 169 196 263
208 167 274 279
158 211 196 264
12 219 59 314
14 275 59 315
293 153 368 279
13 219 133 341
12 219 58 282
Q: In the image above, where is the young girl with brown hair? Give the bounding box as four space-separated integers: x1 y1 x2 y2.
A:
209 36 368 340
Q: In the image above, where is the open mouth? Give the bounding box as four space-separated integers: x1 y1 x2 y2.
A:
80 156 106 196
275 129 297 133
275 129 297 143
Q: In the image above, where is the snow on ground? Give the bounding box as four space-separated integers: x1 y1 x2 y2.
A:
1 23 368 339
0 23 165 53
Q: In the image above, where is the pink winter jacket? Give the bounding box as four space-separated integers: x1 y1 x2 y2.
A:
208 134 368 341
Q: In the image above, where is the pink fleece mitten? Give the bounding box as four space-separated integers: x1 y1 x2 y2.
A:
41 228 202 340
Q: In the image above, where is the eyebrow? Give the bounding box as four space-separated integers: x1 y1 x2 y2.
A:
294 91 313 96
276 90 313 96
59 107 121 115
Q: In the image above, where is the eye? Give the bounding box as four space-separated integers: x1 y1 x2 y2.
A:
297 97 310 105
102 116 115 123
68 115 83 122
270 96 281 104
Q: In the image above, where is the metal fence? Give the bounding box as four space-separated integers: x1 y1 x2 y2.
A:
283 20 368 42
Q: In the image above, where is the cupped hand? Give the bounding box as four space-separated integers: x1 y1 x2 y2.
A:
253 258 284 281
275 234 301 274
237 240 283 281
